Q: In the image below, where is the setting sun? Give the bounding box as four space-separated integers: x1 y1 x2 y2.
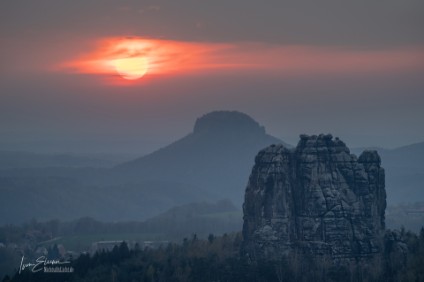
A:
62 37 233 83
113 56 148 80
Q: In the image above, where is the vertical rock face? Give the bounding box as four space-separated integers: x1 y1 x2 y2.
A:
242 134 386 261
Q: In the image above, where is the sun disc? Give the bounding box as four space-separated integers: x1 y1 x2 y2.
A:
113 57 148 80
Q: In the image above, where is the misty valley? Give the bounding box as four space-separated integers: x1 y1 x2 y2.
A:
0 112 423 281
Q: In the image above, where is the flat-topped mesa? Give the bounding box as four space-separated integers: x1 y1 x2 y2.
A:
242 134 386 261
193 111 265 135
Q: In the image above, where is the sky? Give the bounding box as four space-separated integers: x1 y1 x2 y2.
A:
1 0 424 154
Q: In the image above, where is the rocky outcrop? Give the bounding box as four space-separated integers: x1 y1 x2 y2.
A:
242 134 386 261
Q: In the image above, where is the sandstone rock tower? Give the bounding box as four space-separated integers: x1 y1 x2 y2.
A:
242 134 386 261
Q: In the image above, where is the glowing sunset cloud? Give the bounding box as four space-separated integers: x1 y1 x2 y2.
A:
62 37 424 82
63 37 232 80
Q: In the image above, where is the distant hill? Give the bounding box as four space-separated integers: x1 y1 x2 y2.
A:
0 111 285 224
0 177 211 225
352 141 424 204
115 111 287 205
143 200 242 238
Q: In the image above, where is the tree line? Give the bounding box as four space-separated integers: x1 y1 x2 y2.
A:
4 228 424 282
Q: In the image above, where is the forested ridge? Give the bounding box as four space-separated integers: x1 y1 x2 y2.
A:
5 228 424 282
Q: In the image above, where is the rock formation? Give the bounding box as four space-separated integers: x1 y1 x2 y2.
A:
242 134 386 261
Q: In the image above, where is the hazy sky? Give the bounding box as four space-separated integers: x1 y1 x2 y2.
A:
1 0 423 154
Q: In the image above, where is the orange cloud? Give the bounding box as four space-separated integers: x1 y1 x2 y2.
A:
61 37 232 78
61 37 424 81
